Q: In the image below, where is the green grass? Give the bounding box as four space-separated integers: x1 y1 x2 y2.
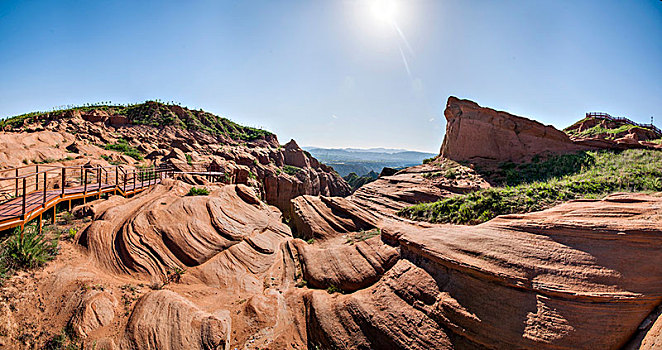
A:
480 152 596 186
1 225 58 272
345 228 381 245
283 165 302 176
564 118 660 140
104 139 143 160
187 187 209 196
399 149 662 225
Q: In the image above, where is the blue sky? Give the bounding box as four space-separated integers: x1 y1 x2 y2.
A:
1 0 660 152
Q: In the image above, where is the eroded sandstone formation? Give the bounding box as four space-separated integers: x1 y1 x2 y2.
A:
0 106 350 212
2 99 661 349
440 96 662 164
1 176 660 349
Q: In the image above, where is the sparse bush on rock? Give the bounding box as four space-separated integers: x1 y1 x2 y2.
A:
187 187 209 196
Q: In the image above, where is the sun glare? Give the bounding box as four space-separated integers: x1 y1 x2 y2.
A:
371 0 397 24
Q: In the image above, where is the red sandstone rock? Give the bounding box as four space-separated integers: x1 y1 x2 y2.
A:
440 97 661 164
68 290 117 338
82 109 110 123
121 290 231 350
440 96 587 163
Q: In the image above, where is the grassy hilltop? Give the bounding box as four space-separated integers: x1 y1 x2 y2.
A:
0 100 273 142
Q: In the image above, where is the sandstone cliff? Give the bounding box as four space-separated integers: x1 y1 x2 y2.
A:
440 96 662 164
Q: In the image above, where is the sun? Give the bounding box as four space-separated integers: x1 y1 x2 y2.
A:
370 0 398 24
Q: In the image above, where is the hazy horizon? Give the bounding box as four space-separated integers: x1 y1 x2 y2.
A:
1 0 660 153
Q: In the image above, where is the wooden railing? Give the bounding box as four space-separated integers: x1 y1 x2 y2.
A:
586 112 662 136
0 161 229 232
0 164 175 231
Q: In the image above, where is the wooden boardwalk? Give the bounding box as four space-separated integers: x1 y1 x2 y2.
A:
0 164 171 232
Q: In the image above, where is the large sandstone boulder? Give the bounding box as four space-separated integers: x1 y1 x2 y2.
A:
440 97 587 163
68 290 117 338
121 290 231 350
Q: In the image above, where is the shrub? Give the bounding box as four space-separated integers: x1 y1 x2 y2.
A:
283 165 302 176
59 211 74 225
104 139 143 160
326 285 343 294
187 187 209 196
166 265 186 284
1 225 58 270
63 228 77 241
422 157 436 164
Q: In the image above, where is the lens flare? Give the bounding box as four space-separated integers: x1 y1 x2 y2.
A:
371 0 397 23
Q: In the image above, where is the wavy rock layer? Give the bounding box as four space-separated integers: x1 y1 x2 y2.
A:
121 290 231 350
295 192 662 349
4 177 661 349
79 179 290 281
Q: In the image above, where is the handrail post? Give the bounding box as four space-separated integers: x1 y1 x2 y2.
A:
123 169 127 193
84 168 88 195
61 168 66 197
35 165 39 191
42 172 47 207
115 167 118 187
97 166 102 197
132 170 136 192
15 168 18 198
21 178 26 219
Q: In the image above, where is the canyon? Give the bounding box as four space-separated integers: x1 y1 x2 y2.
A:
0 98 660 349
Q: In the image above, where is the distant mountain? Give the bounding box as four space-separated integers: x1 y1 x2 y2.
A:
342 147 409 154
304 147 436 177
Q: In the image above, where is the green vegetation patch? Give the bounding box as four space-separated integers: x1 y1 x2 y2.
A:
422 156 437 164
343 171 378 191
399 149 662 225
345 228 381 245
567 124 644 139
104 139 143 160
0 225 58 285
1 100 274 143
187 187 210 196
118 101 272 141
482 152 596 186
283 165 303 176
